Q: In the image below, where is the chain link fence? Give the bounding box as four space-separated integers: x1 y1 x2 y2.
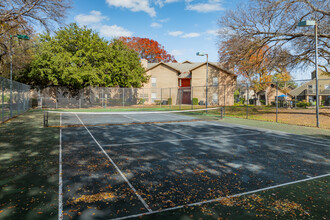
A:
1 77 31 123
36 84 237 110
35 78 330 128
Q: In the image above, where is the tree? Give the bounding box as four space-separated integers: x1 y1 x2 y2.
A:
218 0 329 75
0 0 72 65
23 23 148 91
119 37 177 63
219 36 293 104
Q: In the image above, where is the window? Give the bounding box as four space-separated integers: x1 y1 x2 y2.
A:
151 92 157 102
325 85 330 90
308 85 314 89
212 93 218 104
151 78 157 87
213 77 218 86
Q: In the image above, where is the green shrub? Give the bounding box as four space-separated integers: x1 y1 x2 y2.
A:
154 100 161 105
168 98 172 105
192 98 198 105
138 98 145 104
296 101 311 108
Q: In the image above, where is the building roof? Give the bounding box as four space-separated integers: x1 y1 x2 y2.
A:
146 61 236 76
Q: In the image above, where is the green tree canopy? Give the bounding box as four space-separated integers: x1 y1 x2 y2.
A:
25 23 148 90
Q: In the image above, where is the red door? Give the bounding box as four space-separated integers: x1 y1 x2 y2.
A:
180 79 191 87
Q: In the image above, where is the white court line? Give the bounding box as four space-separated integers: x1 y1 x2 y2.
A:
58 113 63 220
122 114 193 139
103 132 261 148
112 173 330 220
200 120 330 148
74 113 152 212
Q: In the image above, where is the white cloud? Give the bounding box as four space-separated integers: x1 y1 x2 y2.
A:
181 32 200 38
150 22 162 28
186 0 224 13
74 11 108 25
168 31 184 36
99 25 133 38
106 0 156 17
206 29 218 36
171 49 184 56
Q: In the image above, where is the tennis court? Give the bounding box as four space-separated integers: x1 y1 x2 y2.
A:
50 108 330 219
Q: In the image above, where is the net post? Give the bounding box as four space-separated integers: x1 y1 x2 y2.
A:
220 107 223 119
79 98 81 109
43 111 48 127
246 83 249 119
276 81 278 122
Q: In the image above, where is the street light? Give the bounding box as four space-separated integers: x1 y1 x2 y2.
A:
196 52 209 110
298 20 319 127
9 34 30 117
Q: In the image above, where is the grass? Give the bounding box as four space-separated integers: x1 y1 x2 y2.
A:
225 106 330 129
0 110 329 219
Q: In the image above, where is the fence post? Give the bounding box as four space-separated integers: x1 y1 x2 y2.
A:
191 87 193 109
295 96 296 108
17 83 20 114
123 88 125 108
170 88 172 109
223 85 226 116
101 88 104 108
246 84 249 119
276 81 279 122
160 88 162 108
142 88 145 107
1 79 4 122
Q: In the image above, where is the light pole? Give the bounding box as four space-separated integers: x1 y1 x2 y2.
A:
298 20 319 127
9 34 29 117
196 52 208 110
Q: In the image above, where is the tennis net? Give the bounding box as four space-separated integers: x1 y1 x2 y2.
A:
44 107 224 128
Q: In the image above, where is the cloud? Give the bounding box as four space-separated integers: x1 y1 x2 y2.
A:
106 0 156 17
99 25 133 38
186 0 224 12
171 49 184 56
74 11 108 25
150 22 162 28
168 31 184 36
181 32 200 38
206 29 218 36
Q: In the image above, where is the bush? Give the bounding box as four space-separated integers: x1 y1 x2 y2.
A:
168 98 172 105
154 100 161 105
192 98 198 105
296 101 311 108
138 98 145 104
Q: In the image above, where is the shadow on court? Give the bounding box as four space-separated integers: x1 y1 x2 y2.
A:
60 121 330 219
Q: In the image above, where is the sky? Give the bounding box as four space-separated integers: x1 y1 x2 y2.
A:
64 0 245 63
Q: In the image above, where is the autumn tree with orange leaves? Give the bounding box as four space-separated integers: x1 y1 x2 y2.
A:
219 36 293 104
119 37 177 63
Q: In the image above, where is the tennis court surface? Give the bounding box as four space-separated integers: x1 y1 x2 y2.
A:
48 108 330 219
